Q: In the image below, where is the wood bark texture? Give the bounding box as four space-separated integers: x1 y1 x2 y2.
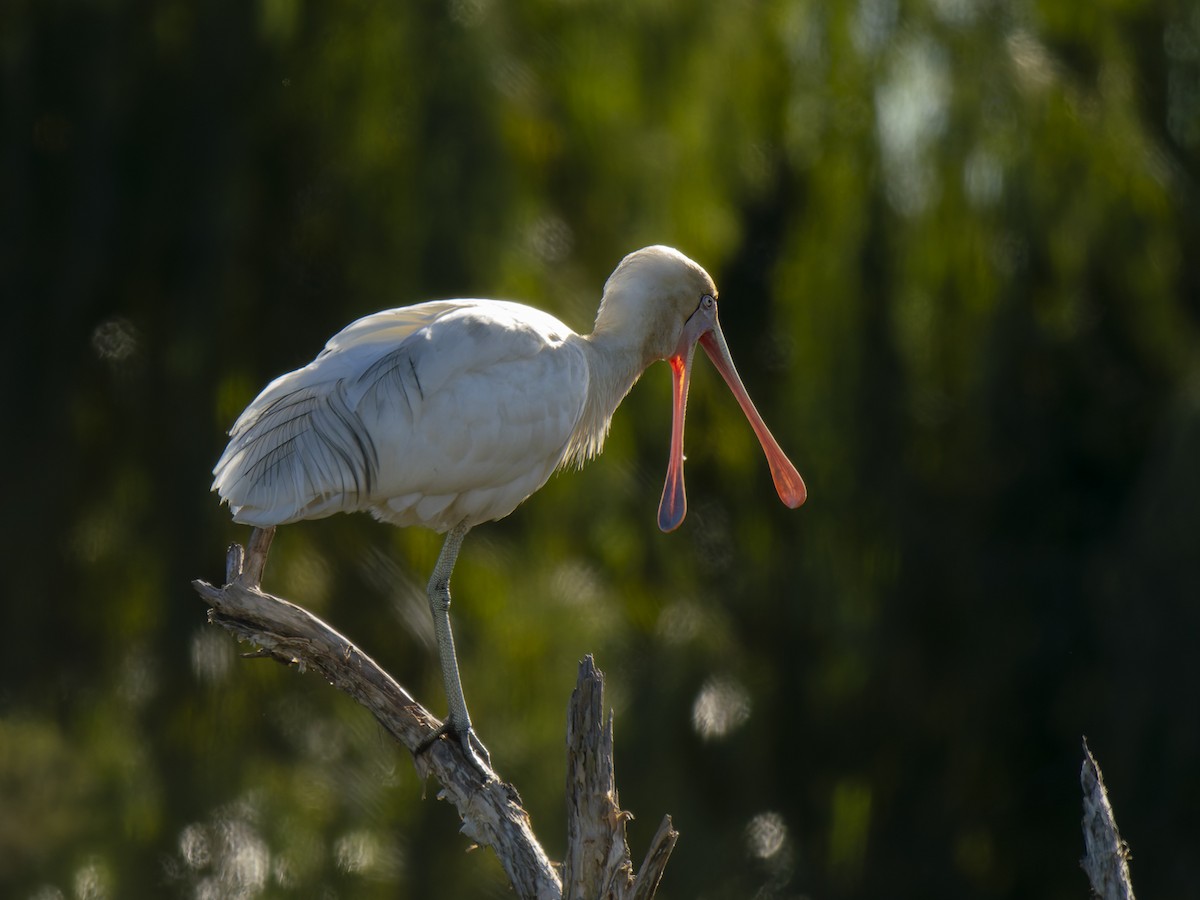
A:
1080 738 1136 900
564 655 678 900
192 534 675 899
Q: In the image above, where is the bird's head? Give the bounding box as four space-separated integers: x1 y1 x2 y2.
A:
594 245 717 363
595 245 807 532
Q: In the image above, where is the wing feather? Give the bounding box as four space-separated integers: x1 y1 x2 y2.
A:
213 299 590 531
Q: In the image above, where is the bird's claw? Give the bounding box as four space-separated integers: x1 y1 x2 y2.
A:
462 728 493 775
417 721 494 779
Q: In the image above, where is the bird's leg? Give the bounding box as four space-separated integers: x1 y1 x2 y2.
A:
237 525 276 588
422 523 493 775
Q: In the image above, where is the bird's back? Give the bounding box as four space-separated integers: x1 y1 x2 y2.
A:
213 299 590 532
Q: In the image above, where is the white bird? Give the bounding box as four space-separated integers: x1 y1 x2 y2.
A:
213 245 806 770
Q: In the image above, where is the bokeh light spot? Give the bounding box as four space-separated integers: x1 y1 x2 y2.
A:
91 317 139 363
745 811 788 860
190 628 235 683
691 675 751 740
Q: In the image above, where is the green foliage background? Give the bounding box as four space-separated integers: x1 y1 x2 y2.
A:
3 0 1198 897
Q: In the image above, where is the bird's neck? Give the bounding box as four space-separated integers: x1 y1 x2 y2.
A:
562 331 655 467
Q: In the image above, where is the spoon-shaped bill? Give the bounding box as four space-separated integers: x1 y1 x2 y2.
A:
657 351 694 532
699 327 807 509
656 318 806 533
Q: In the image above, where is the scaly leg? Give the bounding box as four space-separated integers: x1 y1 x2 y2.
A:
424 522 492 774
244 526 276 586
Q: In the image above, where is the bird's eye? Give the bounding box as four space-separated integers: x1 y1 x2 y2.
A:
700 294 716 310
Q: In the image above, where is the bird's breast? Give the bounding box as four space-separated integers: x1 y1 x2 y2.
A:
365 330 591 531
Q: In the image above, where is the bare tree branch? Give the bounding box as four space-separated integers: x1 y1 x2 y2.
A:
564 656 677 900
1081 737 1136 900
193 538 560 898
192 538 675 899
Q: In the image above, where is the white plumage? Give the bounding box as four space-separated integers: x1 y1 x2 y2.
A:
214 300 591 533
212 245 806 772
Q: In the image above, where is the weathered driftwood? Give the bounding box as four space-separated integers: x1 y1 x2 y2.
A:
192 532 676 899
1081 738 1136 900
564 655 677 900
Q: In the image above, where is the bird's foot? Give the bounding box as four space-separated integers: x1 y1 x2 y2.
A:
461 728 493 776
417 720 494 779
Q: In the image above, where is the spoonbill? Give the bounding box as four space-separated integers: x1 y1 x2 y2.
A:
213 245 806 770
